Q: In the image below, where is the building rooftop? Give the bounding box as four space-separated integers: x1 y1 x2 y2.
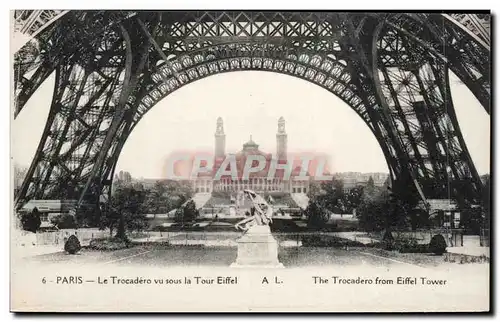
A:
242 135 259 150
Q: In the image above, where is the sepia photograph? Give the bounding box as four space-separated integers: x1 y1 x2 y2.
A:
10 9 491 312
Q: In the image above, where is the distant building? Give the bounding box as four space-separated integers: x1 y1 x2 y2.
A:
334 172 389 193
192 117 310 194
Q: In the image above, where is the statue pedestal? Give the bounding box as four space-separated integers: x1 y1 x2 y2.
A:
231 225 284 268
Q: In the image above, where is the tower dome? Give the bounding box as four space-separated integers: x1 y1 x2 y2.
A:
243 135 259 150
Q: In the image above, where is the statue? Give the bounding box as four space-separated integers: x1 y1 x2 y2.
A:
231 189 283 268
234 190 273 231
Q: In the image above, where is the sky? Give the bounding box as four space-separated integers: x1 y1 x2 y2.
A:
12 70 490 179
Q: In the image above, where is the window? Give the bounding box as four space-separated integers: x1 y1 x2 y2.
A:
40 214 49 222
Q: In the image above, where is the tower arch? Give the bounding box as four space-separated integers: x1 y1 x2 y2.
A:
13 11 489 210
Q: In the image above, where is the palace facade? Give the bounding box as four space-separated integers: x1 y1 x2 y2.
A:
192 117 311 195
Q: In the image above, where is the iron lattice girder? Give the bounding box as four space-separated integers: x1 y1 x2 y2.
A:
14 11 491 115
13 11 489 209
13 11 136 117
14 10 489 50
16 55 127 204
151 11 343 38
374 21 483 202
445 13 490 48
13 10 68 37
384 13 490 113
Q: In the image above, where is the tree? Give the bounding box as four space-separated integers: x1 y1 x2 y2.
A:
102 186 148 239
356 185 388 232
174 208 184 223
389 175 421 230
333 179 344 194
99 204 121 237
141 180 194 215
305 200 329 230
167 180 193 207
309 178 345 213
126 210 149 233
20 208 41 233
77 203 102 228
367 176 375 187
332 179 345 212
307 181 322 200
344 186 364 213
144 181 172 214
358 174 421 232
175 200 199 224
365 176 375 195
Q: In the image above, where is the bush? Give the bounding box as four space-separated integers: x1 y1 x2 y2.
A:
301 234 365 247
20 210 41 233
89 237 130 251
382 231 395 250
444 253 489 264
429 234 447 255
64 235 81 254
395 238 429 253
51 214 77 229
306 201 329 230
395 237 417 253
